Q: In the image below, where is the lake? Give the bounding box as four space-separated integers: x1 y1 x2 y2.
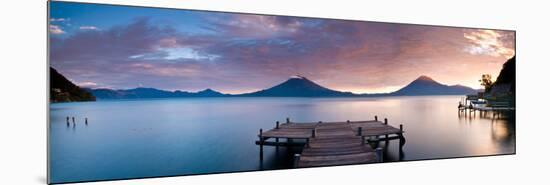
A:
49 96 515 183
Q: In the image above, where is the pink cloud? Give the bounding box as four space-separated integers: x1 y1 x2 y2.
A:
79 26 98 30
77 81 98 88
463 29 515 58
50 18 67 22
49 25 65 35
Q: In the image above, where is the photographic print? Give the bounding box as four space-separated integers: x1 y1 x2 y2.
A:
48 1 516 184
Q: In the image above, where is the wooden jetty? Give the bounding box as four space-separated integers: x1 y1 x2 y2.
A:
458 95 514 119
256 116 405 168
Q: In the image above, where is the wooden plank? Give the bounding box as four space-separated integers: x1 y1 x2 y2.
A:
298 152 378 167
255 140 305 147
261 128 312 139
301 146 374 156
298 121 379 167
257 119 402 167
278 122 318 129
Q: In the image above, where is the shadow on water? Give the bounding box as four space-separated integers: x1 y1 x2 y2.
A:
259 146 303 170
380 141 404 162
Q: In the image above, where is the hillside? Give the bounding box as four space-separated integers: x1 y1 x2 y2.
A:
493 56 515 93
50 67 96 102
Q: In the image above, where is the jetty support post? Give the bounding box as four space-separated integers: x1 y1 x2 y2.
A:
376 147 383 162
398 124 405 160
286 117 290 124
293 154 301 168
259 129 264 162
307 129 315 148
274 121 280 150
275 137 279 152
375 115 378 121
384 118 389 145
357 127 362 136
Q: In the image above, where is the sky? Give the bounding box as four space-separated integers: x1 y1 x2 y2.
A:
49 2 515 94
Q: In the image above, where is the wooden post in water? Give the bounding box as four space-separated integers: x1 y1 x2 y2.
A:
286 117 290 124
72 117 76 128
259 129 264 161
309 129 315 148
347 120 350 123
66 116 70 127
375 115 378 121
384 118 389 145
293 154 301 168
275 137 279 151
275 121 279 153
275 121 279 151
376 147 383 162
85 118 88 125
357 127 362 136
398 124 404 160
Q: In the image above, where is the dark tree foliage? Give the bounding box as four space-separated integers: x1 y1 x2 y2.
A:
479 74 493 93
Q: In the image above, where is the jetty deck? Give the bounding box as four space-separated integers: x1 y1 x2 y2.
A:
459 95 515 115
256 117 405 168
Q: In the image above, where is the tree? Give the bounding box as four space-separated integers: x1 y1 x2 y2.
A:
479 74 493 93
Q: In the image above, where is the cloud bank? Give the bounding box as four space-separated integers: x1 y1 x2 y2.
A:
50 10 515 93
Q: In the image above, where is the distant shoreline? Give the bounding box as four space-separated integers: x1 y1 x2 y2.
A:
49 94 469 104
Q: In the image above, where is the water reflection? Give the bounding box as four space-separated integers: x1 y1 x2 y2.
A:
457 109 515 155
50 96 515 183
458 110 514 139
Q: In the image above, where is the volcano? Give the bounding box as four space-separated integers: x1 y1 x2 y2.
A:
241 75 354 97
391 75 478 96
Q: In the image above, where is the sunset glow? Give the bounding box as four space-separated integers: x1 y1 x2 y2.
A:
50 2 515 94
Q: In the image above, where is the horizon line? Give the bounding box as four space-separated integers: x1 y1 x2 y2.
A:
80 75 482 95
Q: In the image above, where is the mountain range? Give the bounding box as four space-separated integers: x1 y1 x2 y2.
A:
83 74 478 100
86 87 226 99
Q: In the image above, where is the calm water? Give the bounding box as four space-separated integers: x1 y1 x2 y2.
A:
49 96 515 183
